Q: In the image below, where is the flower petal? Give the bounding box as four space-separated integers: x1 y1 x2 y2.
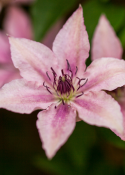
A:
0 79 55 113
52 5 90 77
9 37 59 86
92 15 122 60
0 31 11 64
4 6 33 39
36 103 76 159
72 91 124 137
81 57 125 92
0 66 21 87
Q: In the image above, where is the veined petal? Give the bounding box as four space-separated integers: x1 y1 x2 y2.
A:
36 103 76 159
92 15 122 60
4 6 33 39
81 57 125 92
0 79 55 113
9 37 60 86
52 5 90 77
72 91 124 137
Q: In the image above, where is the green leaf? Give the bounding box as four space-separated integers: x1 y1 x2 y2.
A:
33 122 96 175
65 122 96 170
118 26 125 48
34 151 79 175
30 0 77 41
83 0 125 43
97 127 125 149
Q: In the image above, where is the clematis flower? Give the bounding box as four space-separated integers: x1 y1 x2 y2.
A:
92 15 125 140
0 5 33 87
1 6 125 159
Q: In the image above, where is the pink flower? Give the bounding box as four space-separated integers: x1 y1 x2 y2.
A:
92 14 125 140
1 6 125 159
0 5 33 87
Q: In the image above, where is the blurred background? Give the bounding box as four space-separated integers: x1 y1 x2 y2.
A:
1 0 125 174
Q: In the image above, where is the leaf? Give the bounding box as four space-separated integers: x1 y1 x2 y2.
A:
33 122 96 175
97 127 125 149
83 0 125 43
65 122 96 170
30 0 77 41
118 26 125 48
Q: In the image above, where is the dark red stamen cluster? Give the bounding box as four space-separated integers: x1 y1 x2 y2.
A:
43 60 88 100
57 69 74 95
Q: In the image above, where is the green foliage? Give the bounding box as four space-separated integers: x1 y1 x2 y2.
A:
30 0 77 41
83 0 125 43
34 122 96 175
119 26 125 48
97 127 125 149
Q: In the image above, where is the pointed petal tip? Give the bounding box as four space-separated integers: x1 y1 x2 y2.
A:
45 149 55 160
100 14 106 19
37 104 76 159
78 4 82 9
99 14 108 23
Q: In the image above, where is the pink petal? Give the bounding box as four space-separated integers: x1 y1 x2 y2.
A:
0 65 21 87
72 91 124 137
52 5 90 77
9 37 60 86
0 79 55 113
4 6 33 39
92 15 122 60
81 57 125 92
36 103 76 159
0 31 11 64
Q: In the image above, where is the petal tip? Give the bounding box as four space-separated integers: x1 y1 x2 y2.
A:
78 4 82 9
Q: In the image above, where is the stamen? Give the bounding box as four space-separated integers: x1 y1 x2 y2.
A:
61 69 64 76
51 67 58 94
66 59 71 71
43 82 52 94
51 67 57 83
76 92 84 98
75 66 78 75
46 72 51 81
62 99 65 105
77 78 88 91
66 59 73 78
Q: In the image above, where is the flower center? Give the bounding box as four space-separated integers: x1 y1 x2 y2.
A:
43 60 88 104
57 70 74 95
